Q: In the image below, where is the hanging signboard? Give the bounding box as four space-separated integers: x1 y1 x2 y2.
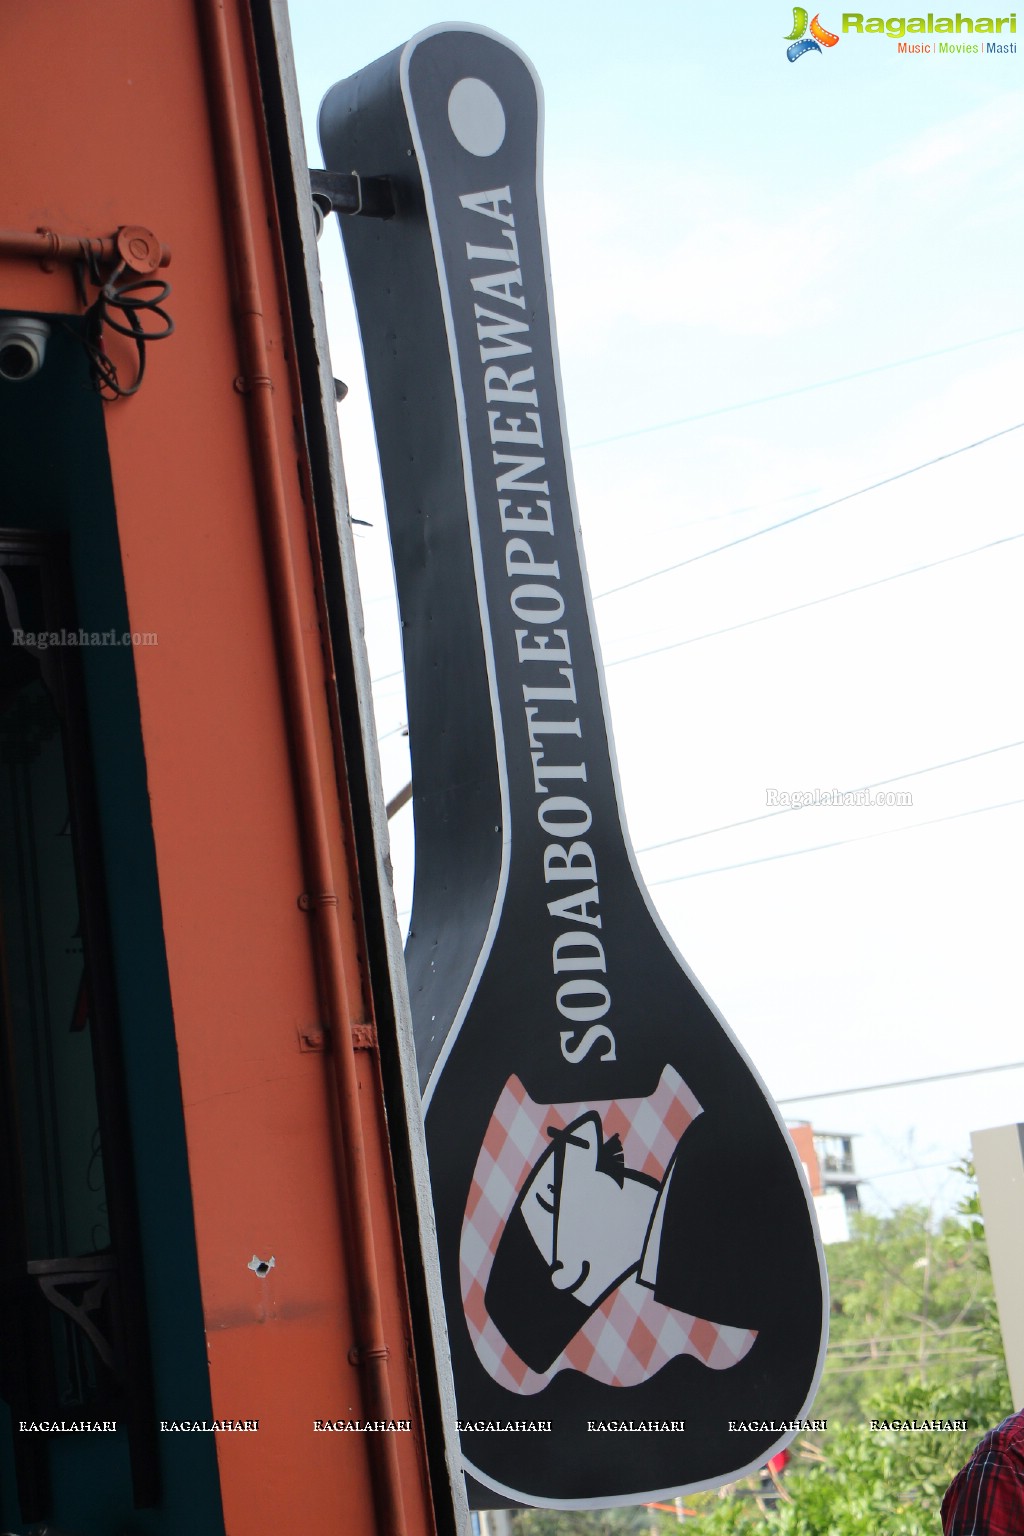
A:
320 23 827 1509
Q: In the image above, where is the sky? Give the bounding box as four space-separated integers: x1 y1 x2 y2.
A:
283 0 1024 1223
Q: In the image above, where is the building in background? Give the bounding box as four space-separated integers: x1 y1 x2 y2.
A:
0 3 464 1533
789 1124 861 1244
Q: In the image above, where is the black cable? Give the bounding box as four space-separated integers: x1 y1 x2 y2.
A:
866 1159 974 1183
777 1059 1024 1105
638 737 1024 855
574 325 1024 451
73 254 174 399
607 530 1024 671
650 795 1024 885
595 422 1024 601
367 428 1023 685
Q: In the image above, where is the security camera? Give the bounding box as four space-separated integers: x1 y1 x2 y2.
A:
0 317 50 382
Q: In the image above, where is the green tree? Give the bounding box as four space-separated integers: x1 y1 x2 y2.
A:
510 1174 1012 1536
816 1196 1004 1423
689 1166 1011 1535
511 1507 654 1536
690 1377 1010 1536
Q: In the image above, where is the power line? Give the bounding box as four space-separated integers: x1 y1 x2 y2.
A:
637 738 1024 855
377 721 408 743
574 325 1024 451
777 1059 1024 1106
866 1158 975 1183
650 795 1024 885
828 1346 993 1361
629 485 822 541
595 421 1024 601
367 428 1022 681
368 429 1022 685
827 1327 979 1350
827 1356 995 1377
607 529 1024 671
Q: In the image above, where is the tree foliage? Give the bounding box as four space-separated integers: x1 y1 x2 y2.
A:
511 1507 654 1536
685 1166 1011 1535
509 1171 1012 1536
815 1179 1005 1422
689 1377 1010 1536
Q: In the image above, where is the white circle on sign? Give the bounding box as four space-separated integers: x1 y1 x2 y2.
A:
447 77 506 157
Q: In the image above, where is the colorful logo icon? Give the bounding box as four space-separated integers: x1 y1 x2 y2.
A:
785 8 840 59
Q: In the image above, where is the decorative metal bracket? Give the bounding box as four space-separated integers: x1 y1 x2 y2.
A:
31 1258 119 1374
308 169 394 237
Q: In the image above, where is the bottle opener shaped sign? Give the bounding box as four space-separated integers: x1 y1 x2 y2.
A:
321 23 827 1510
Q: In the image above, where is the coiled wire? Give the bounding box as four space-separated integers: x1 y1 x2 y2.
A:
73 252 174 398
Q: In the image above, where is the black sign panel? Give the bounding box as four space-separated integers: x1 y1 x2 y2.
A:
321 24 827 1508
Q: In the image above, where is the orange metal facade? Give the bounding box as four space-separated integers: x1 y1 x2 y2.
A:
1 4 456 1532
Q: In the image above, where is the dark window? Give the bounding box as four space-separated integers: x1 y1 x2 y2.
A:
0 531 157 1519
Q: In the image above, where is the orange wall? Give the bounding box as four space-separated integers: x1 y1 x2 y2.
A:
1 4 437 1531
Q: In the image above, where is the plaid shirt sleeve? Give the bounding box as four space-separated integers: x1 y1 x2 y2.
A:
942 1445 1024 1535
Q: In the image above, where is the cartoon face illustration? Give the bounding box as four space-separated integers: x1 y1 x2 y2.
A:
516 1113 660 1306
486 1111 662 1370
461 1070 758 1392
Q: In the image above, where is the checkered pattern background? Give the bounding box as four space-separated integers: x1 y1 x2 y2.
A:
460 1067 757 1394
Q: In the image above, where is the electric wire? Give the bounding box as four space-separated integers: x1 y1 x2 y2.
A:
827 1325 980 1348
71 252 174 398
827 1346 992 1361
637 738 1024 855
373 519 1021 686
776 1060 1024 1105
376 721 408 743
863 1158 973 1183
650 795 1024 885
827 1356 996 1377
367 418 1024 684
829 1332 978 1351
574 325 1024 451
607 529 1024 670
595 421 1024 601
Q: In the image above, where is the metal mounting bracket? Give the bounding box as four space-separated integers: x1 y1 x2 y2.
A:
309 169 394 237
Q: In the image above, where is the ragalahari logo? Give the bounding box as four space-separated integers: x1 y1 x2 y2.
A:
786 7 841 57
